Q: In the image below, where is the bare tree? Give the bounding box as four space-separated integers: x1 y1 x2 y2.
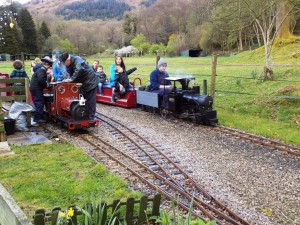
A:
242 0 300 80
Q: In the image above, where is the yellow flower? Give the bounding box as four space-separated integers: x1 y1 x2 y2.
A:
67 208 74 217
59 211 66 217
9 17 14 28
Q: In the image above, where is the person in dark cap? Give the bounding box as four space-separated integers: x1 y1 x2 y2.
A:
59 53 99 120
30 57 53 123
148 58 172 108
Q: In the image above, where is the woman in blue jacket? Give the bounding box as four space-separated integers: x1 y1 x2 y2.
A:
109 55 137 103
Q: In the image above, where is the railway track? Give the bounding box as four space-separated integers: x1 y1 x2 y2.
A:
211 125 300 158
76 112 250 225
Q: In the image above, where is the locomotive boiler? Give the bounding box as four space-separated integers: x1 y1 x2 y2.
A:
44 82 99 130
136 77 218 125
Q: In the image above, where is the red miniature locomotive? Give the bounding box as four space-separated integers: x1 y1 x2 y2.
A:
44 82 99 130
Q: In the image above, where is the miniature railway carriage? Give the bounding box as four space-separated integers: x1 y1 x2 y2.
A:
96 78 142 108
137 77 218 125
44 82 99 130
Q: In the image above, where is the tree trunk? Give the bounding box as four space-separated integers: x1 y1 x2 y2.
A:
276 0 292 39
253 23 261 47
238 30 243 51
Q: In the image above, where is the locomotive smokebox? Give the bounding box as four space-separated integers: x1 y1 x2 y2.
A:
61 98 77 111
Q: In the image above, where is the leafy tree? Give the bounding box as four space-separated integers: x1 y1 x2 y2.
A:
130 33 151 55
166 34 177 55
149 43 166 55
17 8 38 53
42 34 62 53
123 12 138 46
59 38 78 54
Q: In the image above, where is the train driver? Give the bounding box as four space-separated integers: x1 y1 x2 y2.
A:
148 58 172 108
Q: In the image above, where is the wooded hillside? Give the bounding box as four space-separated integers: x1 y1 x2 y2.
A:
1 0 300 58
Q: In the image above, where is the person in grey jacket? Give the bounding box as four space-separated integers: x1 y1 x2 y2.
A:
59 53 99 120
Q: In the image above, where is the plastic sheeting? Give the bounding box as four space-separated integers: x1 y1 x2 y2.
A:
7 101 33 131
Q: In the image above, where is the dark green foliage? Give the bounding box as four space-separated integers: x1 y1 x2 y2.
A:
17 8 38 53
40 21 51 39
0 26 20 54
122 12 138 46
56 0 131 21
0 5 21 54
37 22 51 54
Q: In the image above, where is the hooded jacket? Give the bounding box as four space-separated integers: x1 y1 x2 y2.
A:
30 64 48 91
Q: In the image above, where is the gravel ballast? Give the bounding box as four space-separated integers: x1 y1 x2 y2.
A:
56 103 300 225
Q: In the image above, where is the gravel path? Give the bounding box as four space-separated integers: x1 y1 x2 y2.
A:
54 103 299 225
95 104 300 225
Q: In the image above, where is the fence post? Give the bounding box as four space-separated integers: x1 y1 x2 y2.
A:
137 196 148 225
125 197 135 225
151 194 161 217
21 52 25 70
210 55 217 98
156 56 160 67
25 78 31 126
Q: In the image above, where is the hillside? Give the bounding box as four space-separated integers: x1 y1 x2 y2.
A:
23 0 156 20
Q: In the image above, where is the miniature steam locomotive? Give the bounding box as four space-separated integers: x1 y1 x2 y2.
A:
44 82 99 130
96 76 217 126
137 77 218 125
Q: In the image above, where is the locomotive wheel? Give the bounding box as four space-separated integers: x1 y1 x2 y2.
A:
160 108 168 118
195 115 204 125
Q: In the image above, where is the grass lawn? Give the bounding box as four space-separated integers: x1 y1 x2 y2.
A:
0 141 141 217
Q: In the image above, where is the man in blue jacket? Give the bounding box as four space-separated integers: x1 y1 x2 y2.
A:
149 58 172 108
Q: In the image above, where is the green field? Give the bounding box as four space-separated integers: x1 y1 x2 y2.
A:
2 47 299 146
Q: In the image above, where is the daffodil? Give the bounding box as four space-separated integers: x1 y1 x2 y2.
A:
9 17 14 28
67 207 74 217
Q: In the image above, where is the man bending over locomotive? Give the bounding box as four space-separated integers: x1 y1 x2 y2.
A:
59 53 99 120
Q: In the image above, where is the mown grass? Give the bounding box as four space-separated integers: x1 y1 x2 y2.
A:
0 141 141 217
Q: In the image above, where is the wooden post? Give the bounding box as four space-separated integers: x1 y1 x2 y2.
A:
25 78 31 127
137 196 148 225
156 56 160 68
210 55 217 98
21 52 25 70
0 100 5 142
125 197 135 225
